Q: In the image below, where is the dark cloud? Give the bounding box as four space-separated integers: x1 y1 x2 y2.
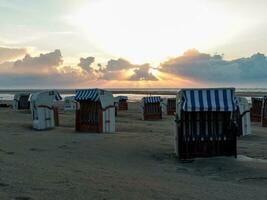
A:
1 47 267 87
128 64 158 81
100 58 158 81
160 49 267 84
0 47 27 63
0 49 96 87
78 56 95 73
13 49 63 74
0 73 86 88
106 58 134 71
100 71 127 80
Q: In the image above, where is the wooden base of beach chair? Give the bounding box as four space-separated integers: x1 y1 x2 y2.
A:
53 107 59 126
251 98 263 122
262 119 267 127
262 98 267 127
143 102 162 120
143 113 162 120
177 111 237 160
251 115 261 122
167 111 175 115
167 99 176 115
75 102 103 133
118 102 128 110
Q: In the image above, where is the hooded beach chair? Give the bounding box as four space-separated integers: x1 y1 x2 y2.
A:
75 89 115 133
115 96 128 111
250 97 263 122
30 90 62 130
141 96 162 120
167 98 176 115
13 93 30 110
174 88 240 160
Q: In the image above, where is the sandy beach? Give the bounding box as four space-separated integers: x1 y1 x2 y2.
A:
0 102 267 200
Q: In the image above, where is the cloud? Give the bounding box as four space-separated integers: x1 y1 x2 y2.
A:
128 64 158 81
13 49 63 74
0 72 94 88
100 58 158 81
0 47 27 63
100 70 129 80
0 49 97 88
1 47 267 88
106 58 134 71
78 56 95 73
160 49 267 85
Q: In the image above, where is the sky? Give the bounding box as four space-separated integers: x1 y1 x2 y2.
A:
1 0 267 88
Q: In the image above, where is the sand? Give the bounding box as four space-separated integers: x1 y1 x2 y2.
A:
0 103 267 200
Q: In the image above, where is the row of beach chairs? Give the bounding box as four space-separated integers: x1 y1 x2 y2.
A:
10 88 267 160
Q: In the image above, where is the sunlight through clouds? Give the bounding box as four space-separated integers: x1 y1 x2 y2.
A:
68 0 251 64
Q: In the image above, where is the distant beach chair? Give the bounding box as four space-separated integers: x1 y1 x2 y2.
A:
174 88 240 160
167 98 176 115
30 90 62 130
116 96 128 111
237 97 251 136
141 96 162 120
261 97 267 127
64 96 76 111
250 97 263 122
13 93 30 110
75 89 115 133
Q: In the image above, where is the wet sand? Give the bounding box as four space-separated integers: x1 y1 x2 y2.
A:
0 103 267 200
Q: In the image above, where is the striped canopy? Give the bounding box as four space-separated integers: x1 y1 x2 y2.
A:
179 88 237 112
75 89 100 101
117 96 128 101
54 91 62 101
143 96 161 104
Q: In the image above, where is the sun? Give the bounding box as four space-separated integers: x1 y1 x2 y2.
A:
69 0 246 65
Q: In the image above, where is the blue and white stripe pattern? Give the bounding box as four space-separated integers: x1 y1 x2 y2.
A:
180 88 237 112
143 96 161 104
75 89 100 101
54 91 62 101
117 96 128 101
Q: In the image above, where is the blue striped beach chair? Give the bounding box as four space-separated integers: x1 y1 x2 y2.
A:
141 96 162 120
75 89 115 133
174 88 239 159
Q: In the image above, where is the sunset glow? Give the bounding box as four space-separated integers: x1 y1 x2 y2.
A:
0 0 267 88
69 0 249 64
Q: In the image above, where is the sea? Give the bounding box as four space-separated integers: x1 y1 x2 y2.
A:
0 88 267 102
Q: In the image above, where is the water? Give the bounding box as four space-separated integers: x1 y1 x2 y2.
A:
0 88 266 102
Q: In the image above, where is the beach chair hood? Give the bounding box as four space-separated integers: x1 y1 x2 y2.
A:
14 92 30 101
75 89 114 109
117 96 128 101
176 88 238 118
30 90 62 107
141 96 161 108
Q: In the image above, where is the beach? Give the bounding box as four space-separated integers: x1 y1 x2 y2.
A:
0 102 267 200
